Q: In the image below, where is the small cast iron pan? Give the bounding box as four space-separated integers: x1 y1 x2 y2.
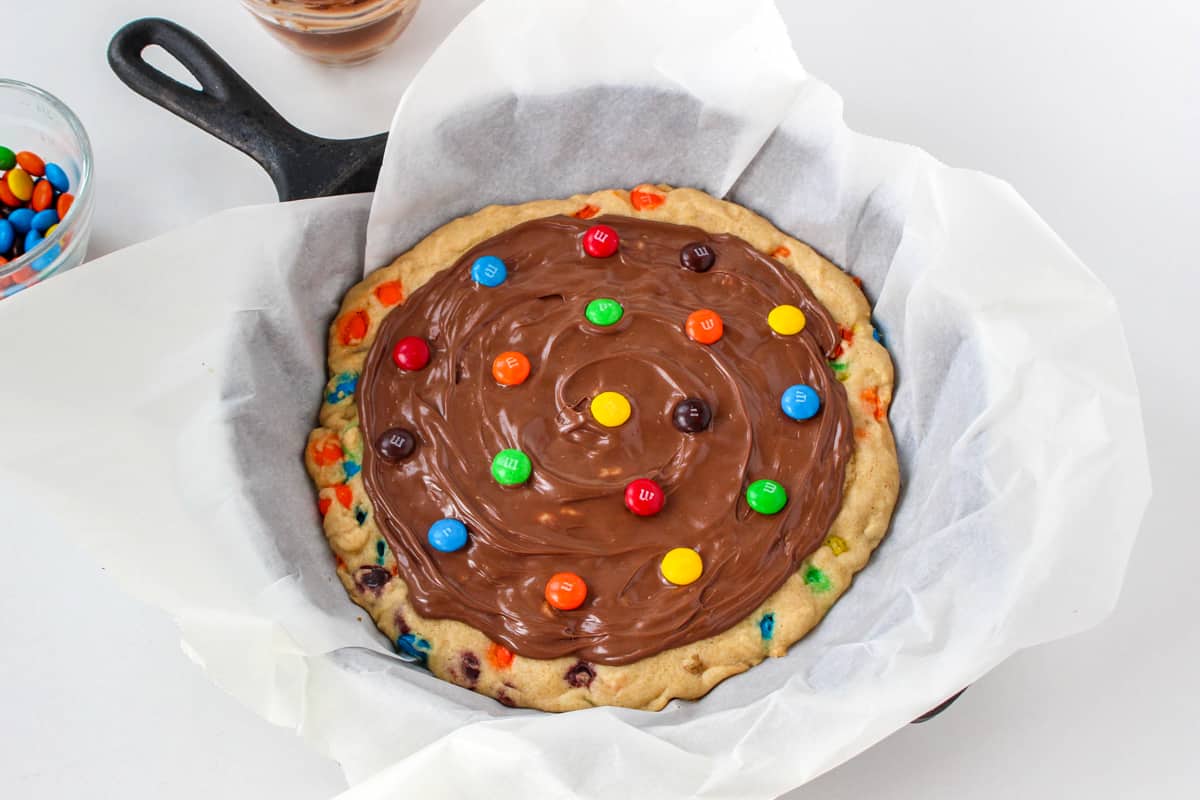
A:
106 16 965 724
107 17 386 201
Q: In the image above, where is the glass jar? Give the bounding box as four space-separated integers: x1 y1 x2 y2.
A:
0 80 94 300
241 0 423 65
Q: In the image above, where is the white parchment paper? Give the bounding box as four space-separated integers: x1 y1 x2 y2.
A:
0 0 1149 797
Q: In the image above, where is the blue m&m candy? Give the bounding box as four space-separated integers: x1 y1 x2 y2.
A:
31 209 58 233
781 384 820 420
471 255 507 287
0 219 12 253
8 207 33 234
428 518 468 552
43 162 70 193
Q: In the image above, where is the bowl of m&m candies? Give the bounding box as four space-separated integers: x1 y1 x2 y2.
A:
0 79 93 299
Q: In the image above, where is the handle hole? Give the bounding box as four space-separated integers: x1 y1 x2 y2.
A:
141 44 203 92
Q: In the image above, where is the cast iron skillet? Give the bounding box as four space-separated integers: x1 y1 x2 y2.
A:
106 16 965 723
107 17 386 201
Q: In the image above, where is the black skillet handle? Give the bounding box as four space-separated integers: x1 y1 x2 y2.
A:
107 18 314 200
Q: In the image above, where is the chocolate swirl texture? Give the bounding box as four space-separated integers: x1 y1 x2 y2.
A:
358 215 852 665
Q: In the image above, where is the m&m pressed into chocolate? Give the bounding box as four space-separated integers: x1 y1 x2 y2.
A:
428 518 468 553
471 255 507 287
582 224 619 258
392 336 430 370
768 304 806 335
590 391 632 428
585 297 624 327
491 448 532 485
661 547 703 585
672 398 712 433
376 427 417 462
492 351 531 386
545 572 588 610
746 479 787 515
624 478 665 516
354 213 858 668
781 384 821 421
685 309 723 344
680 242 715 272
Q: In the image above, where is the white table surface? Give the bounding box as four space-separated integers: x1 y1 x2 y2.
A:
2 1 1195 797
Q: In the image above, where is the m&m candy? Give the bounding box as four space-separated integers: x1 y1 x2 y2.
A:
7 208 33 233
590 391 631 428
0 220 12 253
781 384 820 420
768 304 806 335
582 224 619 258
624 478 665 516
471 255 507 287
15 151 44 177
43 162 69 193
672 398 711 433
377 427 417 462
679 242 715 272
685 309 723 344
660 547 703 585
491 448 532 485
585 297 623 327
545 572 587 610
392 336 430 370
428 518 469 552
0 147 13 171
31 209 58 233
6 168 32 202
746 479 787 515
492 351 531 386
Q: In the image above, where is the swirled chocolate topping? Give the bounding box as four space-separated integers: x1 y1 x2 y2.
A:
358 215 852 665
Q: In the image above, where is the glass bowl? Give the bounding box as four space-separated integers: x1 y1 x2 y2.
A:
241 0 423 66
0 80 94 299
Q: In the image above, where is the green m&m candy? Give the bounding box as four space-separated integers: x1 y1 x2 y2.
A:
491 448 532 486
585 297 623 327
746 479 787 515
0 146 14 171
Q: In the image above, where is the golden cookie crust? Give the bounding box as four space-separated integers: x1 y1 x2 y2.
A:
305 186 898 711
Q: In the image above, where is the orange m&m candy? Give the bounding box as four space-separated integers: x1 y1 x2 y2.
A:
545 572 587 610
685 309 723 344
492 351 531 386
31 179 53 212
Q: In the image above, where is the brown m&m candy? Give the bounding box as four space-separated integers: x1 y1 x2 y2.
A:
680 242 715 272
672 398 711 433
377 428 416 462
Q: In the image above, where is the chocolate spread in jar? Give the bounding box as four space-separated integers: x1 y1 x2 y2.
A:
245 0 421 65
358 215 853 665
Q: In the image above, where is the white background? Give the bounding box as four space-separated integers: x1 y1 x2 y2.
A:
2 1 1196 797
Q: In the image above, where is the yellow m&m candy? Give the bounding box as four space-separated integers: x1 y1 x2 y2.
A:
661 547 703 585
590 391 631 427
768 304 806 335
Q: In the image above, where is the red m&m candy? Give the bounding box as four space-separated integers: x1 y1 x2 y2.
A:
624 478 665 516
582 224 619 258
392 336 430 370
